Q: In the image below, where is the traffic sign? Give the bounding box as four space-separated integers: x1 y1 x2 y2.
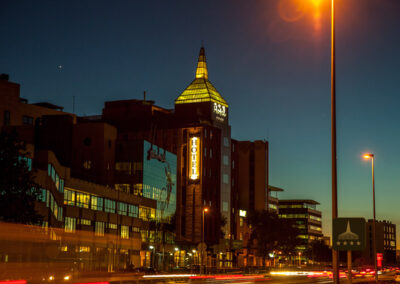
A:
333 218 366 251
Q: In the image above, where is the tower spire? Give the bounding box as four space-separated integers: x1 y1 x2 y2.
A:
195 47 208 80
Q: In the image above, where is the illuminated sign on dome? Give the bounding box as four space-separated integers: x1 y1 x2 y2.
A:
213 102 227 117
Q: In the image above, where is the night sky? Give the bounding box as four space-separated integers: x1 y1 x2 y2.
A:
2 0 400 242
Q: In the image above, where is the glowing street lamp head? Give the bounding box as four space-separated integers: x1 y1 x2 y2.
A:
363 153 374 160
203 207 209 213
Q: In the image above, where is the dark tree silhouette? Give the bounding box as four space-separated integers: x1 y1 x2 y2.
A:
305 240 332 263
248 210 301 265
0 130 42 224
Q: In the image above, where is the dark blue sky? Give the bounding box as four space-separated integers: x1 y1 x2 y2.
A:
2 0 400 240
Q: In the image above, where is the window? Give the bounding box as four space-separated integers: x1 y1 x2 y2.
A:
239 217 244 227
309 225 322 231
128 204 139 218
118 202 128 216
121 225 129 239
132 227 140 233
65 217 76 233
204 129 207 138
64 189 75 205
309 215 321 221
104 199 116 213
80 219 91 226
38 188 47 203
223 155 229 166
232 160 235 169
139 206 155 221
4 111 10 126
76 192 90 208
222 201 228 212
224 137 229 147
210 148 212 158
223 174 229 184
204 147 207 157
95 222 105 236
91 196 103 211
22 115 33 125
108 223 117 230
115 184 130 193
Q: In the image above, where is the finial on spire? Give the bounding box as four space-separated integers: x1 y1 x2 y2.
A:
195 46 208 80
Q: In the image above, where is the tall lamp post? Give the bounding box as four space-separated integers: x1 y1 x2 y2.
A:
201 207 209 274
363 153 378 283
330 0 339 282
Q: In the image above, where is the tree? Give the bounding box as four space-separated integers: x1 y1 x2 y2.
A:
248 210 301 265
305 240 332 264
0 130 42 224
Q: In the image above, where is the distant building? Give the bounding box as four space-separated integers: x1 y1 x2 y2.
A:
278 199 323 253
363 220 396 265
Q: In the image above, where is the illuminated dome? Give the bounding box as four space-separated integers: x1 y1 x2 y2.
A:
175 47 228 108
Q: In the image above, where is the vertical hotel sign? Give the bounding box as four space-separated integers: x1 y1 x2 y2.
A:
189 137 200 180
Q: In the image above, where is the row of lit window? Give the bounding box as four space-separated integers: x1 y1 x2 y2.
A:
279 204 317 210
63 188 156 221
47 164 64 193
309 225 322 231
64 217 140 239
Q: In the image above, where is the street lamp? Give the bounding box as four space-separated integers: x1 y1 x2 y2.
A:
201 207 209 274
298 252 302 266
363 153 378 283
149 245 155 269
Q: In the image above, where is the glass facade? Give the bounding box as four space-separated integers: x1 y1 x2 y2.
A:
142 141 177 223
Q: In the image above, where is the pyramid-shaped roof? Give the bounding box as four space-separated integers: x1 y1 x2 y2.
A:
175 47 228 108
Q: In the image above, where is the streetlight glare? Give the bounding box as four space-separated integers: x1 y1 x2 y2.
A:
363 153 374 159
203 207 209 213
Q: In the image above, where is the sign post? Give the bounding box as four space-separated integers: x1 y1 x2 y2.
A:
333 218 366 284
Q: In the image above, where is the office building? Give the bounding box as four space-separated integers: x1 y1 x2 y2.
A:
363 220 396 265
278 199 323 253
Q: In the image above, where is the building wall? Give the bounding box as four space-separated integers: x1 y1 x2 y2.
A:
363 220 396 265
0 77 74 128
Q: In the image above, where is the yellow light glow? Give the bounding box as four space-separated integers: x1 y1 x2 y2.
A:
189 137 200 180
204 207 209 213
363 153 373 159
239 210 247 217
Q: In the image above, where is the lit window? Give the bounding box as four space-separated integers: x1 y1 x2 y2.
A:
128 204 139 218
104 199 116 213
80 219 91 226
64 189 75 206
65 217 76 233
91 196 103 211
118 202 128 216
76 192 90 208
108 223 117 230
239 217 243 227
121 225 129 239
95 221 105 236
222 201 228 212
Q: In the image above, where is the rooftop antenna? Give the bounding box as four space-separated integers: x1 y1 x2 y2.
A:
143 91 146 101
